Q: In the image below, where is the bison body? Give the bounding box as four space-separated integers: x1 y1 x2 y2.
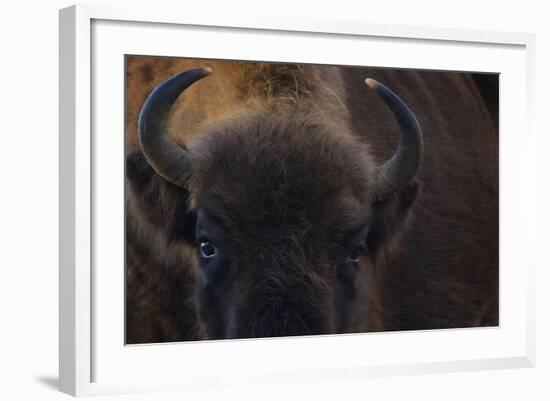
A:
125 56 498 343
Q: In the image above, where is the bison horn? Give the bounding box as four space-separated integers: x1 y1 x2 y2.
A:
138 67 212 187
365 78 424 201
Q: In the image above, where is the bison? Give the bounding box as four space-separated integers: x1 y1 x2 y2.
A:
125 57 498 343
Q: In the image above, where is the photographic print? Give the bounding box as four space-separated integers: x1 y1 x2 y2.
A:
124 56 498 344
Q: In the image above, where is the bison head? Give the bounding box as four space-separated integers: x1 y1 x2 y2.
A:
128 67 423 339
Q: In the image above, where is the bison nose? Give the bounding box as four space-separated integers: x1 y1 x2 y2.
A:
237 295 329 338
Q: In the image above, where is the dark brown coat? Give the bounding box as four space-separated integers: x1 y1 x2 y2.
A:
125 56 498 343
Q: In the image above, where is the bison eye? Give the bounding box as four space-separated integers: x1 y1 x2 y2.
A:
347 246 365 263
199 240 217 259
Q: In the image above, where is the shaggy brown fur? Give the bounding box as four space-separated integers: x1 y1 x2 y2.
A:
125 56 498 343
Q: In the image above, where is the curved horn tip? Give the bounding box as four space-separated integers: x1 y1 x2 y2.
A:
180 66 212 80
365 77 379 90
184 66 212 80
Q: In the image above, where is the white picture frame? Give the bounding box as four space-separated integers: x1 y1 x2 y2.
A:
59 4 536 397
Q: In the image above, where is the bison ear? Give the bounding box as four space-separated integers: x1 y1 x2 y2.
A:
366 180 420 263
126 150 196 244
126 149 155 191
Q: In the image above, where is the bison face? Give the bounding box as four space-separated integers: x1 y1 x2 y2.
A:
194 206 370 338
129 68 422 340
186 116 376 338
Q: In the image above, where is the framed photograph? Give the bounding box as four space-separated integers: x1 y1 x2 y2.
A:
59 4 536 397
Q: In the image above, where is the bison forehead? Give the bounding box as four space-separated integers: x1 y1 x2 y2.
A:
187 114 375 228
